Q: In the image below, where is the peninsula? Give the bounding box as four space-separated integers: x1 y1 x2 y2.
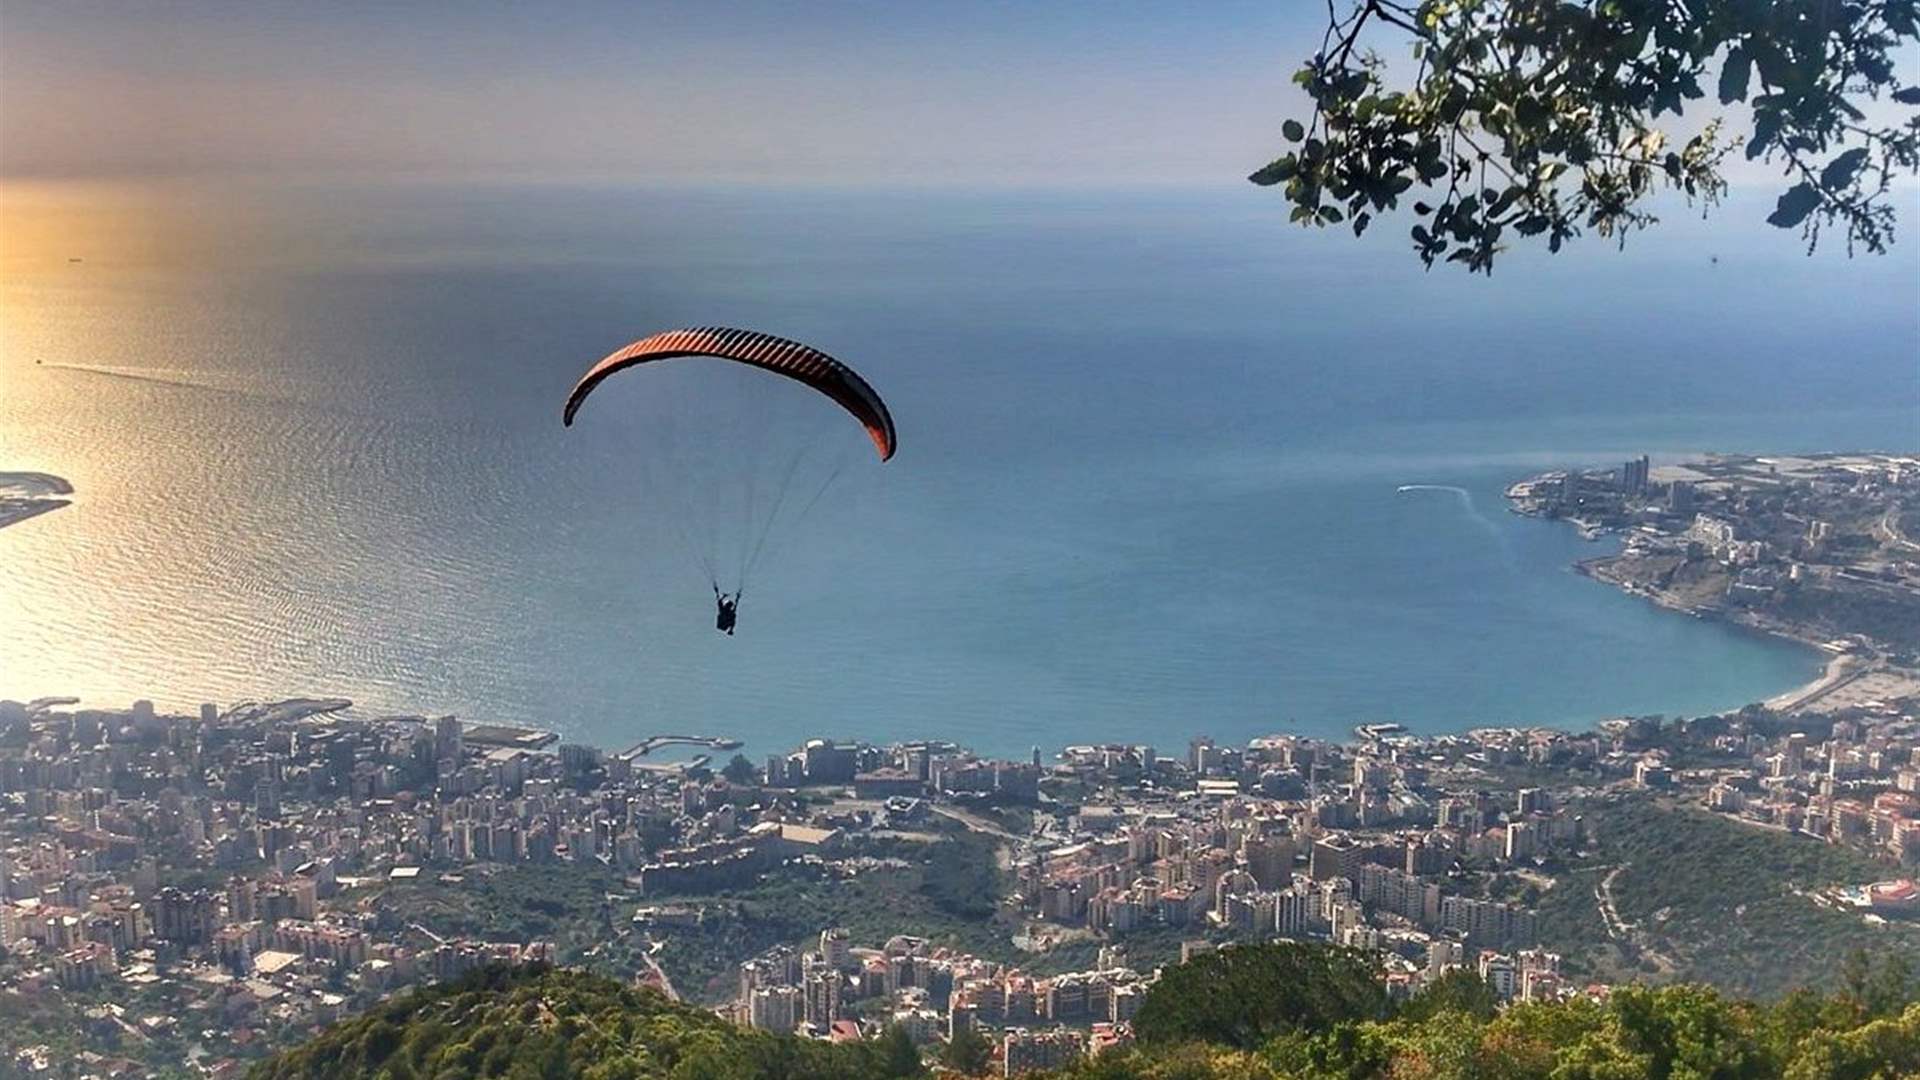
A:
0 471 73 530
1508 452 1920 712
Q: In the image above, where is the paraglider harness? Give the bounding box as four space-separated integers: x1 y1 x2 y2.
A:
713 585 740 636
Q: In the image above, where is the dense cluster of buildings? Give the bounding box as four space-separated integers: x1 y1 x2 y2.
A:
0 697 715 1076
1024 738 1554 951
1014 731 1585 1009
764 737 1044 802
1510 452 1920 639
721 721 1621 1075
0 693 1069 1076
1666 708 1920 908
733 928 1143 1076
9 631 1920 1077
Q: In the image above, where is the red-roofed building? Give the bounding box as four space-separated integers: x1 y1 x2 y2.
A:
1869 879 1920 913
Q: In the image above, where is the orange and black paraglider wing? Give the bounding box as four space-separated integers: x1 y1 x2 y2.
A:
561 327 896 461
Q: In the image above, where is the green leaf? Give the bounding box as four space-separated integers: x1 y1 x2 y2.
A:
1248 156 1298 186
1746 111 1781 160
1318 205 1344 224
1820 148 1869 191
1718 47 1750 104
1890 0 1918 35
1290 205 1314 223
1766 183 1820 229
1282 119 1306 143
1893 87 1920 105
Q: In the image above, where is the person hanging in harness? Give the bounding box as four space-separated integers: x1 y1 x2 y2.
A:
714 586 739 636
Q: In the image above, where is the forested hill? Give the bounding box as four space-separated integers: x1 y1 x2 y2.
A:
1068 943 1920 1078
254 945 1920 1079
246 965 923 1080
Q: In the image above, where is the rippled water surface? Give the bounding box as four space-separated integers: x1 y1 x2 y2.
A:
2 181 1914 756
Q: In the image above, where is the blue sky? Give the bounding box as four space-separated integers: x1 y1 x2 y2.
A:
4 1 1908 193
0 1 1324 183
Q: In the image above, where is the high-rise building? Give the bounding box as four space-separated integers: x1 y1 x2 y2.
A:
1621 455 1650 493
803 966 841 1028
747 985 802 1033
1439 895 1536 948
1426 938 1466 979
433 716 464 761
802 740 858 784
1309 835 1360 883
1504 821 1537 862
1242 834 1296 889
1275 886 1317 937
1003 1029 1083 1077
254 777 280 821
153 888 216 945
1478 951 1518 999
819 927 851 970
1188 737 1221 775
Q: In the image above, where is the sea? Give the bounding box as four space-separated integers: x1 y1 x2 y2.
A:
2 179 1915 759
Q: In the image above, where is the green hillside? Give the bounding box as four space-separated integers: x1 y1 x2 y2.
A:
1054 945 1920 1079
254 945 1920 1079
247 965 921 1080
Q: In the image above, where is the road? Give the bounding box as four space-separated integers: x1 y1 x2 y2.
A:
1595 864 1632 940
1590 860 1683 975
1879 505 1920 554
930 805 1023 843
640 946 681 1001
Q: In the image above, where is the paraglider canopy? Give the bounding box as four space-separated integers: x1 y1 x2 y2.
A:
563 327 896 461
562 326 896 612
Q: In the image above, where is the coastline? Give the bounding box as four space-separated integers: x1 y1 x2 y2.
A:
0 471 74 530
1521 452 1920 716
1582 553 1842 710
1763 650 1866 713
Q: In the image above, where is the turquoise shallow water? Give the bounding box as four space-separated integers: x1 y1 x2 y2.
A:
1 182 1914 757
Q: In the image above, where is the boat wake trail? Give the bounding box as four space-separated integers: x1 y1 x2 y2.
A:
39 363 254 397
1397 483 1513 561
1397 483 1474 497
37 363 339 416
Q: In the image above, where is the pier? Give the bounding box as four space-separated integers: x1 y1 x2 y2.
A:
618 734 743 760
